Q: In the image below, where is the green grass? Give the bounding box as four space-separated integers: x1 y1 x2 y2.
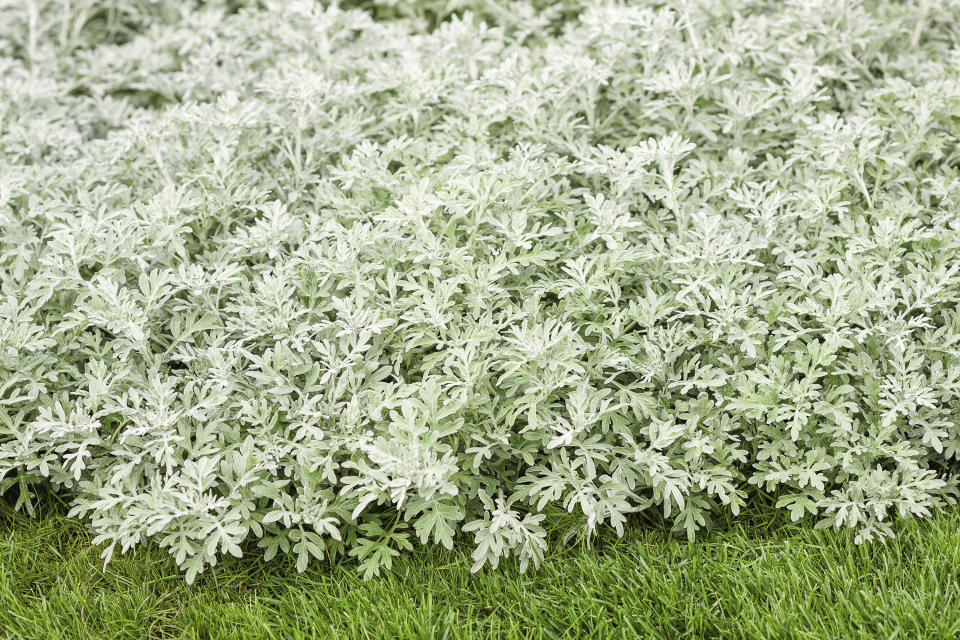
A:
2 501 959 640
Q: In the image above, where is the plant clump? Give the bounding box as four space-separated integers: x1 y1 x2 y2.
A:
2 0 960 581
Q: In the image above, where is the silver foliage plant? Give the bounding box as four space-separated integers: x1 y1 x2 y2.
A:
2 0 960 582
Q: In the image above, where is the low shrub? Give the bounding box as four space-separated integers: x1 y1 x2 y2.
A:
2 0 960 581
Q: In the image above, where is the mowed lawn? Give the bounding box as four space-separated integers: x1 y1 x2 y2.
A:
2 499 958 640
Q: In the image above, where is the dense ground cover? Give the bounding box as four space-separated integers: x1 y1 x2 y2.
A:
2 0 960 584
3 500 960 639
